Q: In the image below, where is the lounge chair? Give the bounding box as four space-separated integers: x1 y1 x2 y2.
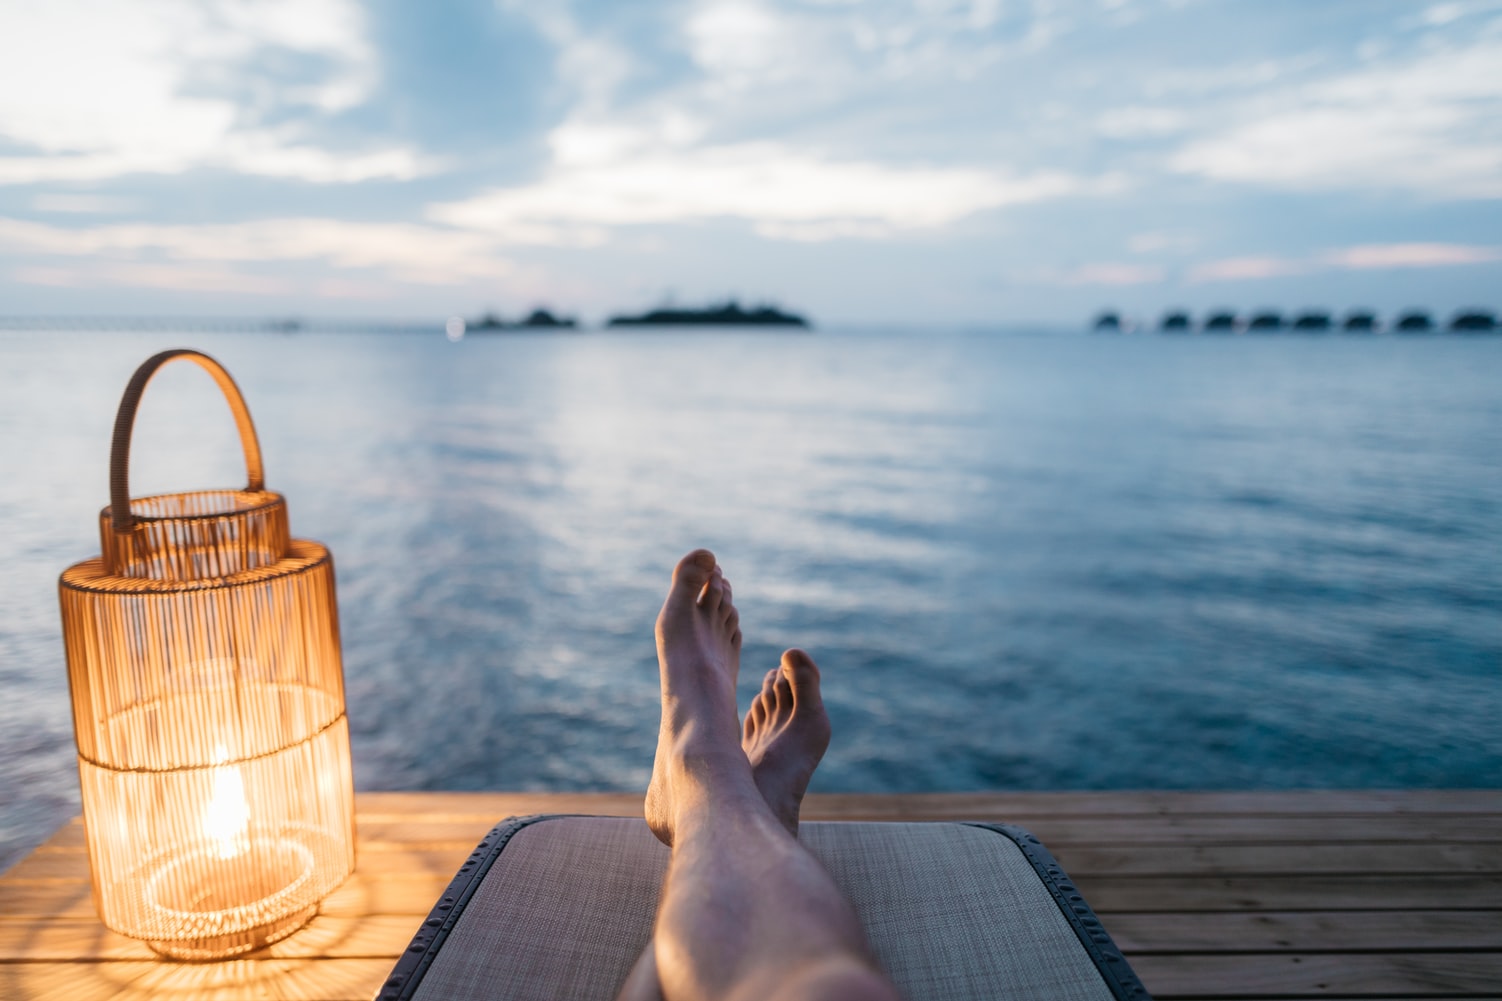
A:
377 815 1150 1000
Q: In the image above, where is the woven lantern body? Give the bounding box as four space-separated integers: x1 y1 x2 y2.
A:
58 350 355 959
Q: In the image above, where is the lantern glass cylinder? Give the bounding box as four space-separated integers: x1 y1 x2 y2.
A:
58 352 355 960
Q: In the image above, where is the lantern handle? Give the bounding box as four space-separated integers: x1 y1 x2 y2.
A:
109 349 266 533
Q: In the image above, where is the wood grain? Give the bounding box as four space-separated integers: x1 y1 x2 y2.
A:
1130 951 1502 996
3 790 1498 1000
1073 873 1502 912
1104 910 1502 953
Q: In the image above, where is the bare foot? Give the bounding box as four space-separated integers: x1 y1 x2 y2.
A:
644 549 747 846
743 649 831 837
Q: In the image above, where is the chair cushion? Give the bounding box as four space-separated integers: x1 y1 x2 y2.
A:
379 816 1148 1001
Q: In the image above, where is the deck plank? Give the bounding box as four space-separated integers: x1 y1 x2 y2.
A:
1055 842 1502 876
1105 910 1502 953
0 914 424 962
106 958 393 1001
0 962 150 1001
1074 873 1502 911
1130 951 1502 996
2 790 1498 1000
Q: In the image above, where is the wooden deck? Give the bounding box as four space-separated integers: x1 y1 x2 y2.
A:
2 790 1498 999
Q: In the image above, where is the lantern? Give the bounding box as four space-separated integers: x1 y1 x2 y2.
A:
57 349 355 960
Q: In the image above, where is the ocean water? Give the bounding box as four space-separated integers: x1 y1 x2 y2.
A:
2 327 1500 871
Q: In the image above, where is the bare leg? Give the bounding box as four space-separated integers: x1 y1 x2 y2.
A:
619 637 835 1000
621 550 899 1001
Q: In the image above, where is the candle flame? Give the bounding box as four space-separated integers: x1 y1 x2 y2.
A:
203 745 250 859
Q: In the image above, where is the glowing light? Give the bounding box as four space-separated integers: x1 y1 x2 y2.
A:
204 746 251 860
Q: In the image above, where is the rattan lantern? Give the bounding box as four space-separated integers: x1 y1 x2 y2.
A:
57 349 355 959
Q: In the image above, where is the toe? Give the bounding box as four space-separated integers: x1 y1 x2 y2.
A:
697 566 726 610
671 549 717 596
773 672 792 715
781 648 823 706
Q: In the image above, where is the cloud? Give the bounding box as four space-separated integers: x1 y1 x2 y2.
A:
684 0 1067 94
1417 1 1502 28
1323 242 1502 268
1041 263 1167 286
450 1 1120 252
498 2 633 117
0 0 430 184
1128 231 1198 254
1187 255 1309 283
687 1 796 85
0 1 1496 321
429 129 1092 243
0 141 432 186
1187 243 1501 283
1170 38 1502 199
0 217 513 285
1096 106 1190 139
14 262 294 295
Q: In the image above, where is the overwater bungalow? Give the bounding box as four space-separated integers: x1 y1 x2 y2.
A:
1247 310 1282 332
1342 310 1378 332
1396 310 1434 332
1093 311 1123 332
1202 311 1237 333
1159 310 1191 332
1291 311 1332 332
1450 309 1497 332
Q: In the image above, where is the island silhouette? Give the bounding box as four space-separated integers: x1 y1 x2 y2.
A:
607 300 809 328
467 308 578 331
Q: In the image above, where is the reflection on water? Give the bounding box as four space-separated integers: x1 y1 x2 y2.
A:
3 328 1500 870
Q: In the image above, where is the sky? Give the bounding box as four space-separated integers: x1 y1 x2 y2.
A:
0 0 1499 326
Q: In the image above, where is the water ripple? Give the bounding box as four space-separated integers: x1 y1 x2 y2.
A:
2 329 1500 871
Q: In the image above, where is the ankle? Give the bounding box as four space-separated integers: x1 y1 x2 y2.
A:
669 737 755 787
662 701 741 751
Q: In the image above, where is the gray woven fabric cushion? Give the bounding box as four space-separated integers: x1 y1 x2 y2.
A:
412 817 1117 1001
